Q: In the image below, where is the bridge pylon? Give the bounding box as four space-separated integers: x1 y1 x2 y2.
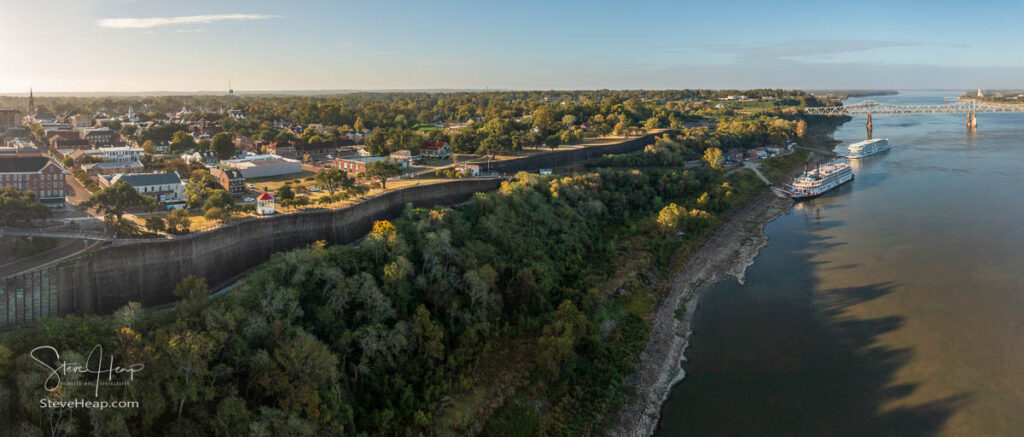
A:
866 112 873 139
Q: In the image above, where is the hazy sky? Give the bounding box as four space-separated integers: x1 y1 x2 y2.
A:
2 0 1023 92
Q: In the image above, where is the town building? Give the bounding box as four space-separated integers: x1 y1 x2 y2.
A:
454 163 481 176
69 146 143 164
221 154 303 178
70 114 93 129
256 192 275 215
0 139 42 157
52 138 93 152
0 109 21 131
389 149 420 168
421 141 453 159
330 156 387 177
81 160 145 175
182 151 219 166
227 109 246 121
0 156 68 206
80 127 116 147
210 167 246 195
101 172 185 206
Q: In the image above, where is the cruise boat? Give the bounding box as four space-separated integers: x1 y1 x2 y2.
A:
782 159 854 199
845 138 890 159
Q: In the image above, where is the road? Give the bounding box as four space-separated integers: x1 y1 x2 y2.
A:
0 239 96 278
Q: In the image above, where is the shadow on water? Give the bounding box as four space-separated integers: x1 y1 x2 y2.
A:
654 212 971 437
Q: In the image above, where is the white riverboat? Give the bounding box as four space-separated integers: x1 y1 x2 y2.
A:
845 138 890 159
782 159 854 199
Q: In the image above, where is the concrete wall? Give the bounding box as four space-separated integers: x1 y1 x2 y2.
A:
1 132 670 327
31 178 502 319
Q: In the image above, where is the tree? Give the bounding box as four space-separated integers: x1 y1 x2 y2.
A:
119 124 138 140
141 140 157 154
0 187 50 225
144 215 167 233
313 168 353 194
614 118 631 137
165 209 192 234
81 181 158 231
657 203 686 232
702 147 723 169
361 160 401 190
202 189 234 212
203 207 230 223
170 131 196 154
796 119 808 138
209 133 235 159
163 158 191 176
185 170 219 208
276 184 295 202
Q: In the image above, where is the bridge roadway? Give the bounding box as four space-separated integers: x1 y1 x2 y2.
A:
804 99 1024 115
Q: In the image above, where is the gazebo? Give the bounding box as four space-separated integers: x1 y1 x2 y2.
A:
256 192 275 215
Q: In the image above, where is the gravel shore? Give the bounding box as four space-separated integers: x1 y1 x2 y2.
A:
608 191 793 436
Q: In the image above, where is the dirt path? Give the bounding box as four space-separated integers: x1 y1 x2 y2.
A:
608 192 793 436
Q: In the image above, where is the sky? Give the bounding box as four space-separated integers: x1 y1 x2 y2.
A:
1 0 1024 93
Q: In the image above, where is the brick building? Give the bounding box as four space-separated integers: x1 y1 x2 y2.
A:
0 156 68 206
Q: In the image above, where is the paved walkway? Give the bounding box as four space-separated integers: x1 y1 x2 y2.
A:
0 239 96 278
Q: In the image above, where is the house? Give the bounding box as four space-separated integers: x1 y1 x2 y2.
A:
330 156 388 177
0 156 67 206
727 148 745 163
256 192 275 215
227 109 246 121
454 163 480 176
420 141 452 159
221 154 303 178
389 149 420 168
101 172 185 206
210 167 246 195
182 151 219 166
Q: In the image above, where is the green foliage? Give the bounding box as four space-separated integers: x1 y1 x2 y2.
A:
166 209 192 234
82 181 158 232
209 133 235 159
0 187 50 225
184 170 220 208
360 160 401 189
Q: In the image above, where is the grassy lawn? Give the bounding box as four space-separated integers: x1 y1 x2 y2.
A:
245 171 316 191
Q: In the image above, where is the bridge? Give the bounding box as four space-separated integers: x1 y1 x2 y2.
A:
804 99 1024 115
0 227 113 242
804 99 1024 135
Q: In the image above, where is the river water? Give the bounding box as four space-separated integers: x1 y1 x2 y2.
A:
655 91 1024 436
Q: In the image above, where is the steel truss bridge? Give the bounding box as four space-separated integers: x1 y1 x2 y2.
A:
804 99 1024 115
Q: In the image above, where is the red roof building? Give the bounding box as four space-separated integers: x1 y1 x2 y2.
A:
420 141 452 159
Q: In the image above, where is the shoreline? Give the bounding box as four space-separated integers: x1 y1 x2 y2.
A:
610 125 845 436
608 190 793 436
